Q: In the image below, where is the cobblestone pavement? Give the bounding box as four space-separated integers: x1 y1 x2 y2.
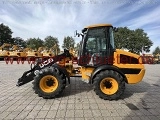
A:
0 61 160 120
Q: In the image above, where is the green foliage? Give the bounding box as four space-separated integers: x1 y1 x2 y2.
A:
114 27 153 54
62 36 75 49
44 36 60 54
13 37 27 48
0 23 13 46
44 36 59 49
26 38 44 50
153 46 160 55
75 43 80 52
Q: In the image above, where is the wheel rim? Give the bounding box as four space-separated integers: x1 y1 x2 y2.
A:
100 78 118 95
39 75 58 93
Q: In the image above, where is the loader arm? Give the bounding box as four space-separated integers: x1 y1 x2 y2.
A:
16 49 71 87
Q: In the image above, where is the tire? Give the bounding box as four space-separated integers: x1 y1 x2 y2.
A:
32 66 66 99
93 70 125 100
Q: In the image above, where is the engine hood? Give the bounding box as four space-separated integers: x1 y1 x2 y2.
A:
114 49 143 65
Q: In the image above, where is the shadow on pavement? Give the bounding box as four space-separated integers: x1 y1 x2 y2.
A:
123 65 160 120
57 77 93 98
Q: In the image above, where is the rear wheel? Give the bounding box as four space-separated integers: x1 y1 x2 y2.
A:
33 67 66 99
93 70 125 100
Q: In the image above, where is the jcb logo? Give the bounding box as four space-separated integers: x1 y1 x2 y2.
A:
39 58 54 68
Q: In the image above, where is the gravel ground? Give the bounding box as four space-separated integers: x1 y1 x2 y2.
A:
0 61 160 120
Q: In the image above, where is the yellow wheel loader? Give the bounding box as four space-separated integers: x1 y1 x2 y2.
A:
26 47 43 62
0 43 11 60
8 45 27 58
153 53 160 64
26 47 43 58
41 47 54 58
17 24 145 100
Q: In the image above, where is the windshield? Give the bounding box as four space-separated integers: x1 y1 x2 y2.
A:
109 27 115 49
85 27 107 54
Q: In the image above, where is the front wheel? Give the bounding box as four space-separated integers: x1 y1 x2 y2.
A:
93 70 125 100
33 67 66 99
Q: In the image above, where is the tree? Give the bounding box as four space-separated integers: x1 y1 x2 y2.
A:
114 27 130 49
153 46 160 55
44 36 60 54
13 37 27 48
74 43 81 56
62 36 75 49
75 43 80 52
26 38 44 50
44 36 59 48
114 27 153 54
0 23 13 46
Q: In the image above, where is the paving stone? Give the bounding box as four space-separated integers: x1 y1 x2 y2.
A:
0 111 11 119
23 104 35 111
74 118 85 120
131 116 141 120
75 110 84 117
83 110 93 117
109 109 120 117
15 110 30 119
148 115 160 120
56 110 66 118
139 116 150 120
50 103 59 110
112 116 123 120
5 111 19 119
0 106 10 112
75 103 83 109
91 109 102 117
36 110 48 118
41 105 51 111
29 99 40 105
32 105 43 111
45 110 57 118
89 103 99 109
116 109 128 116
100 109 111 117
147 109 160 115
65 110 75 117
58 103 67 110
14 104 28 111
97 103 107 109
67 103 75 110
26 110 39 119
5 105 18 112
121 116 132 120
84 118 94 120
82 103 90 110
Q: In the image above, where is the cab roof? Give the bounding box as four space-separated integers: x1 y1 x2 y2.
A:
85 24 112 28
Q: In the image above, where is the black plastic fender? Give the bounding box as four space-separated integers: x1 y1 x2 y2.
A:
89 65 127 84
52 64 70 84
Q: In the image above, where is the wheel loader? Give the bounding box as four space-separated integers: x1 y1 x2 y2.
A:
26 47 43 58
153 53 160 64
8 45 27 58
0 43 11 60
17 24 145 100
26 47 43 62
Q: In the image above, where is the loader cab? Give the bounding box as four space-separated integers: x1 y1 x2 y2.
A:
78 24 115 66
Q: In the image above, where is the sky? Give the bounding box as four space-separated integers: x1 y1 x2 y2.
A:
0 0 160 53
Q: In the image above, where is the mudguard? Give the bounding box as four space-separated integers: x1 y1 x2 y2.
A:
89 65 127 84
